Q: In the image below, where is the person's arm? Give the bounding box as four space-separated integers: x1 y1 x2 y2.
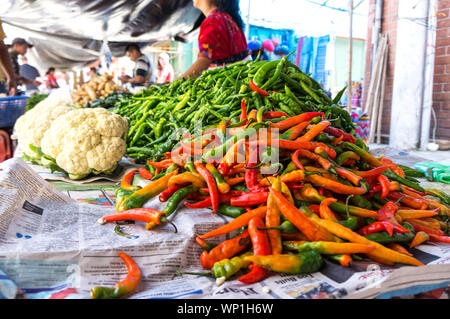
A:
19 76 40 86
181 56 211 80
0 39 17 95
126 75 145 85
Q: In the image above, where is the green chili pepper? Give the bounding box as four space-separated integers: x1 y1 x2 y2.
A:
349 195 373 210
162 185 198 217
337 217 358 230
114 225 133 237
212 252 253 279
217 204 246 218
382 171 425 193
154 118 167 139
259 220 298 234
253 61 279 87
364 222 415 243
332 86 347 105
299 81 322 104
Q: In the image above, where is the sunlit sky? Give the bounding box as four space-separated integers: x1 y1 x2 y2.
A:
240 0 369 39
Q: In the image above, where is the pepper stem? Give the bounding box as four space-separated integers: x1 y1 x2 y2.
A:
394 196 407 206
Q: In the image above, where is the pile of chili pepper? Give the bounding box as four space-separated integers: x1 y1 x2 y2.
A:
111 57 359 163
96 102 450 288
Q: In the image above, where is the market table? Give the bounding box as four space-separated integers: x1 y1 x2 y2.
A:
1 146 449 299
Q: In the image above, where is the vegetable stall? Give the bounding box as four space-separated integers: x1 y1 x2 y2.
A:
3 58 450 299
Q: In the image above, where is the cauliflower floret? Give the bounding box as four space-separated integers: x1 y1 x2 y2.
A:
41 108 128 178
14 96 74 156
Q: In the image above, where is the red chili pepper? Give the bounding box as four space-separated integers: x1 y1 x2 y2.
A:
147 159 174 169
323 126 356 143
195 163 219 213
230 192 270 207
238 217 271 284
159 184 183 202
245 147 266 192
317 187 325 196
353 166 392 178
284 183 304 189
262 111 289 119
387 191 428 210
240 98 248 122
138 167 153 180
358 221 395 237
308 204 320 215
407 220 445 236
376 202 411 234
184 191 244 209
249 79 269 96
429 234 450 243
377 175 390 200
98 208 167 230
291 149 305 171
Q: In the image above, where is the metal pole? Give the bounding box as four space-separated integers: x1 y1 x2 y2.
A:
245 0 251 39
348 0 353 113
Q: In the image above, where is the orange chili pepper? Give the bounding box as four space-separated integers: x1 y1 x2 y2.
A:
319 198 338 221
305 174 368 195
377 174 390 200
379 157 405 177
270 187 335 242
199 206 267 239
296 121 331 142
98 208 167 230
138 167 153 180
200 229 251 269
270 112 324 130
222 176 244 186
90 252 141 299
386 243 413 256
266 179 282 255
121 169 139 191
410 231 430 248
335 167 364 186
331 135 344 146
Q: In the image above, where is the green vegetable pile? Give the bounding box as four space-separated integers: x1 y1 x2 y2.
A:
25 93 49 112
111 57 355 162
85 91 132 109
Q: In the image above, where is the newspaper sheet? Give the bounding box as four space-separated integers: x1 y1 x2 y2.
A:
1 156 450 299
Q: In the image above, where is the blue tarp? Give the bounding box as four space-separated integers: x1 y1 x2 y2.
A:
298 35 330 87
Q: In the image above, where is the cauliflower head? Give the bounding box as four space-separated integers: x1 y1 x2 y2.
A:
40 107 128 179
14 96 74 156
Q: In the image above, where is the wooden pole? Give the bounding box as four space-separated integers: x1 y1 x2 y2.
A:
376 42 389 144
347 0 353 113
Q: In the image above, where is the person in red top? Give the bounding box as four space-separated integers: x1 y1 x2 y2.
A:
182 0 249 79
45 67 59 89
